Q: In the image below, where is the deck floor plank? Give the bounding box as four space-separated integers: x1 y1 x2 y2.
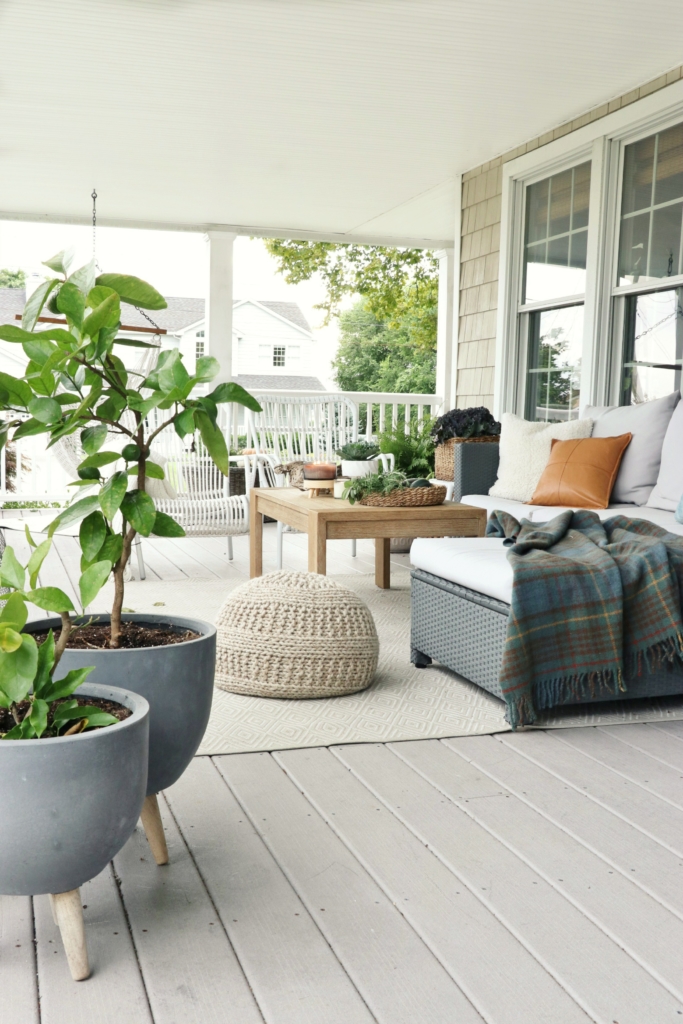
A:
215 751 484 1024
327 743 680 1024
166 757 377 1024
446 735 683 916
113 805 264 1024
390 737 683 1000
603 723 683 769
0 896 39 1024
277 746 591 1024
650 720 683 741
35 866 153 1024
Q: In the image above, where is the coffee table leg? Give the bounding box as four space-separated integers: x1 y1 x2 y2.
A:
375 538 391 589
250 495 263 578
308 514 326 574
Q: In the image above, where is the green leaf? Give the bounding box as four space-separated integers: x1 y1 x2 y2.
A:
152 511 186 538
0 592 28 630
99 471 128 520
0 625 22 653
209 382 262 412
82 293 120 339
81 424 108 455
42 666 93 703
79 450 121 469
79 511 107 562
47 495 101 536
158 351 190 394
0 547 25 590
33 629 55 699
174 406 195 438
97 534 123 566
0 325 34 343
87 284 117 309
27 587 75 613
113 337 161 349
79 560 111 608
83 712 118 730
23 336 57 366
95 274 167 310
195 355 220 382
128 392 165 418
27 538 52 590
12 418 51 440
42 247 75 276
28 396 62 424
29 698 49 738
53 703 110 725
0 634 38 705
2 717 36 740
195 409 229 476
68 259 96 296
0 372 32 408
56 281 86 328
22 278 59 332
120 489 156 536
132 460 164 479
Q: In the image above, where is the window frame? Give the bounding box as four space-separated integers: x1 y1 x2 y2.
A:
495 77 683 418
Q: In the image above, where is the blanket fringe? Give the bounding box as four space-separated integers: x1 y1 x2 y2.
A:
626 632 683 680
506 668 623 730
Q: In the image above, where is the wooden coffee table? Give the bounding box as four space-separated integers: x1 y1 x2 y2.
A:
249 488 487 589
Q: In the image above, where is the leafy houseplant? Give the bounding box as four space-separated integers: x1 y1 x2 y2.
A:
378 419 435 477
343 470 409 505
0 248 261 648
431 406 500 445
335 440 380 461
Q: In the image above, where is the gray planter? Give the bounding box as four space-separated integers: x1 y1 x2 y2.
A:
0 682 149 896
26 614 216 796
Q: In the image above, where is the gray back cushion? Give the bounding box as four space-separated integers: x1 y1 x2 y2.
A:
584 391 679 505
647 398 683 511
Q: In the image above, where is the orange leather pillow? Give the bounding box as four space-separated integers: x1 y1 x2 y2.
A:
530 434 632 509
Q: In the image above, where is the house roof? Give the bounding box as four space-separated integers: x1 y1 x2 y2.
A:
235 374 325 392
0 289 312 335
3 2 682 245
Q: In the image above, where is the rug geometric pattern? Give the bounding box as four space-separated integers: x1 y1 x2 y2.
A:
111 575 683 754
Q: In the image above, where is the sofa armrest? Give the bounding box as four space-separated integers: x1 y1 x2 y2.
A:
452 442 500 503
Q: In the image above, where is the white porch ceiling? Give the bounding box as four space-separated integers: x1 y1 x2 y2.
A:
2 0 683 246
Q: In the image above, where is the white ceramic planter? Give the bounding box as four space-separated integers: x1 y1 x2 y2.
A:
341 458 379 479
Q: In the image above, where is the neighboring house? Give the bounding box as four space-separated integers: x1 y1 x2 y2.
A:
0 289 326 392
456 66 683 423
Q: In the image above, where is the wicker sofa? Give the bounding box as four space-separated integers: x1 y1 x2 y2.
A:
410 397 683 710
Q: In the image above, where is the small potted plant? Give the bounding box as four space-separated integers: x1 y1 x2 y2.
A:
344 469 444 507
377 421 436 551
0 540 149 981
430 406 500 488
336 439 381 479
0 248 261 865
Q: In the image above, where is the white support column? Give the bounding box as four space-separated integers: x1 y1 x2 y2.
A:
207 230 236 383
435 175 462 412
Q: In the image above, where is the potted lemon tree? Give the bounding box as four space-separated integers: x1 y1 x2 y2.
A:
0 248 261 866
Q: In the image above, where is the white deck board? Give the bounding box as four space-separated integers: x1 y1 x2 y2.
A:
166 757 377 1024
391 737 683 1000
0 896 39 1024
215 751 481 1024
603 722 683 769
328 743 680 1024
113 803 264 1024
277 745 591 1024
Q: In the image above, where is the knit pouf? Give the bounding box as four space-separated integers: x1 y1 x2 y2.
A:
215 571 379 698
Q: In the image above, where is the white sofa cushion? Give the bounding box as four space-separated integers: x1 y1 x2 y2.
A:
462 494 683 535
411 536 513 604
488 413 593 503
584 391 679 505
647 398 683 511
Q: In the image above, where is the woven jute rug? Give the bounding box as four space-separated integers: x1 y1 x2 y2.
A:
100 574 683 755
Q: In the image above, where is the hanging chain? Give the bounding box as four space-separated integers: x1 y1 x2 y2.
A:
91 188 162 341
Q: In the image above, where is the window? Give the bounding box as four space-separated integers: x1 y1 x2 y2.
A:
520 162 591 421
195 339 205 360
273 346 286 367
617 122 683 403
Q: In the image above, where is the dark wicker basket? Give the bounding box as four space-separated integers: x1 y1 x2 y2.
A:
359 485 447 508
435 436 500 481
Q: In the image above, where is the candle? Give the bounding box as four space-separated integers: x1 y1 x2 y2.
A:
303 462 337 480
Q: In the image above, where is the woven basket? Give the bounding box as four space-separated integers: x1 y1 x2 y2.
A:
359 485 446 508
435 436 500 481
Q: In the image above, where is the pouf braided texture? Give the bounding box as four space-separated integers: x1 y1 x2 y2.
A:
214 571 379 698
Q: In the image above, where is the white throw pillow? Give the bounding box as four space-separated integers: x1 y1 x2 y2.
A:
647 398 683 511
584 391 679 505
144 453 178 501
488 414 593 503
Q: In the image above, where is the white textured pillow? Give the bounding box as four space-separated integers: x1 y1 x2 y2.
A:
144 453 178 501
647 398 683 511
489 414 594 503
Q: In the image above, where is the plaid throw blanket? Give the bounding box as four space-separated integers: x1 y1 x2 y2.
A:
486 509 683 728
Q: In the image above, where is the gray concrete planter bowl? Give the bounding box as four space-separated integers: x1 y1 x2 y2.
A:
26 614 216 796
0 682 149 897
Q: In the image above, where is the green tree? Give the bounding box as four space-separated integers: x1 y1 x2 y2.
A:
0 269 27 288
332 303 436 394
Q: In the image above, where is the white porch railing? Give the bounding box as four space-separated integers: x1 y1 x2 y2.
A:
0 390 443 504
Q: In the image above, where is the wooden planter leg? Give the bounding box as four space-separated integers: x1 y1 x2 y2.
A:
51 889 90 981
140 793 169 865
